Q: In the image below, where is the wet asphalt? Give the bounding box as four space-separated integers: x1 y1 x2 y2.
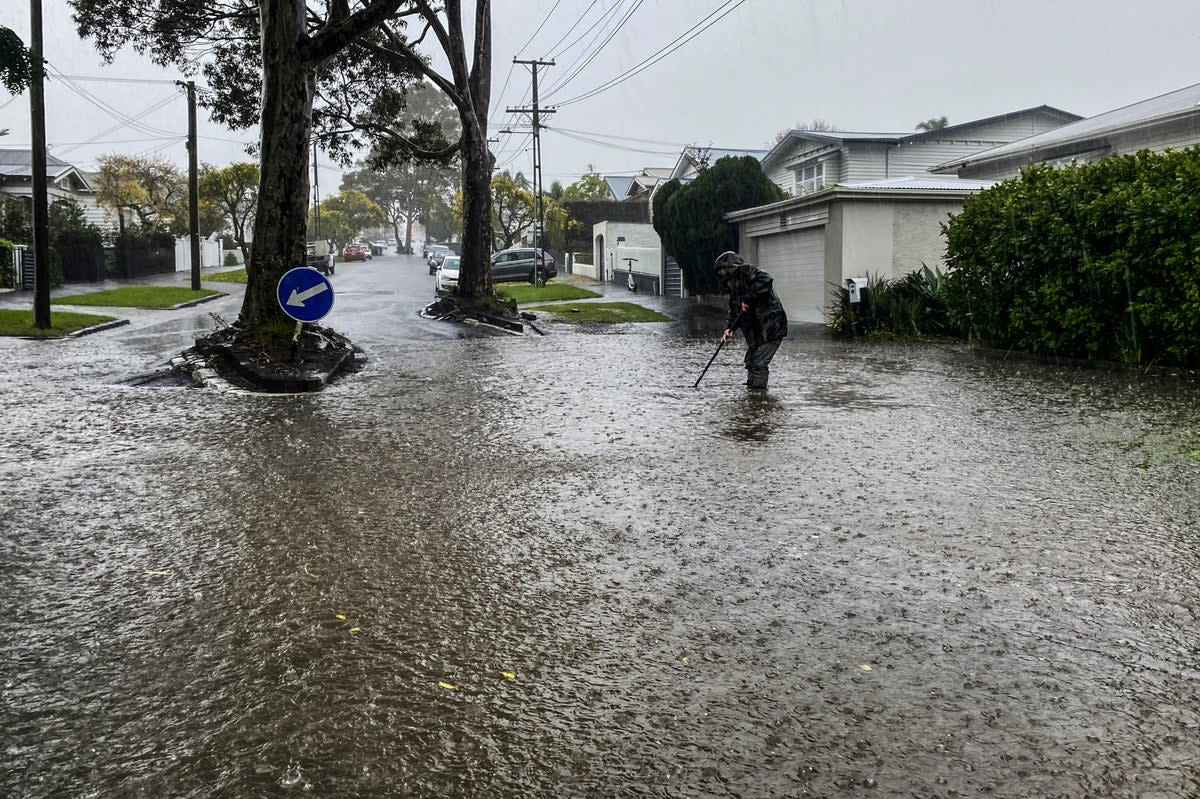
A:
1 254 1199 798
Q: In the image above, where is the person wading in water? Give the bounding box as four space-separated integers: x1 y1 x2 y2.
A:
715 250 788 391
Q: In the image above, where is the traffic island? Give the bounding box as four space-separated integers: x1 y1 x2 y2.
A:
182 322 361 393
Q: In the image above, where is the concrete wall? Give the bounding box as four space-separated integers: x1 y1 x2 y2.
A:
593 222 661 282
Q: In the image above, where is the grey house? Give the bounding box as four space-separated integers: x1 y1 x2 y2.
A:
726 107 1081 323
933 82 1200 180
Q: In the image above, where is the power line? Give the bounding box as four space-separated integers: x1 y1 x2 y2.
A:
545 126 678 157
53 91 181 157
46 65 180 138
548 125 688 148
553 0 752 107
540 0 645 99
514 0 565 59
544 0 603 61
55 74 191 86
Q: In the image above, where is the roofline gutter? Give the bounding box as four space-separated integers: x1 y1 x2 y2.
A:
932 106 1200 172
724 184 989 222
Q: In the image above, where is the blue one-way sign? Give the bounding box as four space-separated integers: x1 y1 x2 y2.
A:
277 267 334 323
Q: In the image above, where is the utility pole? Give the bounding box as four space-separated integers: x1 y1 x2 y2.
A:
30 0 50 327
507 58 554 287
312 140 320 238
176 80 201 290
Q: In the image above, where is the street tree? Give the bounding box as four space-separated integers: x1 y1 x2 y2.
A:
652 156 784 295
321 189 385 241
70 0 494 335
491 171 535 250
342 82 459 254
307 206 352 251
199 162 259 262
916 116 950 132
93 154 187 235
562 165 611 201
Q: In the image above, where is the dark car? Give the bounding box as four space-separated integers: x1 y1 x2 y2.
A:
342 244 369 262
426 244 452 274
490 247 557 284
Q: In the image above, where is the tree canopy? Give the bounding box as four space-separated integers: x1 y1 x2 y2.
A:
199 162 259 260
93 154 187 234
652 156 784 295
916 116 950 132
562 165 611 201
0 26 34 94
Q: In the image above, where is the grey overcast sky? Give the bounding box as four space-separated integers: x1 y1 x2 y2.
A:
2 0 1199 195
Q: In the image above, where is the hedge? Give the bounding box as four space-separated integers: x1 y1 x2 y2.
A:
943 146 1200 367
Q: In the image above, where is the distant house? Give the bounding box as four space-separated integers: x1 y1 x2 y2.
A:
725 106 1082 322
604 167 674 202
0 149 114 231
932 82 1200 179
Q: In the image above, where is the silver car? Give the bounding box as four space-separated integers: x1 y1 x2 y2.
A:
490 247 557 284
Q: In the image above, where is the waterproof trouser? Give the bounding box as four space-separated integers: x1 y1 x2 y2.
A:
744 339 782 389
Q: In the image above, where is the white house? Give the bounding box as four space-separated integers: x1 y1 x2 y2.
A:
726 107 1082 323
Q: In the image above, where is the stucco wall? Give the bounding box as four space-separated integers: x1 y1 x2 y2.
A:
891 201 961 274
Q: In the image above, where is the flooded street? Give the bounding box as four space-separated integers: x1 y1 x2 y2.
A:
2 256 1199 798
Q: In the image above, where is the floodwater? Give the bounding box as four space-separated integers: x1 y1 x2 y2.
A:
2 259 1199 798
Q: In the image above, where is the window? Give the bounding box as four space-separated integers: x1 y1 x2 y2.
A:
795 161 827 195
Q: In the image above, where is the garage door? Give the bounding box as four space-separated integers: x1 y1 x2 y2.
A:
756 228 826 323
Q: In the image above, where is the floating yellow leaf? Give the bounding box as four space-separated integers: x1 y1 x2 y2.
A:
303 564 316 577
860 664 873 671
335 614 347 621
144 570 168 576
681 656 690 665
501 672 516 680
438 682 457 691
348 627 361 634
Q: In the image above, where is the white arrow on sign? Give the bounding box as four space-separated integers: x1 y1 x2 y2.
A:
286 282 329 307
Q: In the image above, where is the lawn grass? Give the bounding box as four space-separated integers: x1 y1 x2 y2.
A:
51 286 220 309
526 301 672 323
204 268 247 283
0 308 117 337
496 283 602 303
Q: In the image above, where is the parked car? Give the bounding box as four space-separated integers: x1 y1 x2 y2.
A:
369 241 387 256
436 255 461 292
306 240 334 275
342 244 369 262
490 247 557 284
427 244 452 274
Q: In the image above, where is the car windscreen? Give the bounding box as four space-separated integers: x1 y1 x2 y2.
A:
441 258 461 270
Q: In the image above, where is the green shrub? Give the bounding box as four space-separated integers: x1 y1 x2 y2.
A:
943 147 1200 366
0 238 13 289
828 265 958 338
224 250 240 266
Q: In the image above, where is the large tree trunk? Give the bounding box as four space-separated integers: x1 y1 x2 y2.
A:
240 0 314 329
456 127 493 298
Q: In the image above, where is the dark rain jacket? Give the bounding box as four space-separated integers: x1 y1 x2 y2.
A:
721 261 788 347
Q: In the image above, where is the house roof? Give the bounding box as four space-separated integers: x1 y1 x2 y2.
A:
933 84 1200 172
604 175 634 200
839 175 995 191
724 176 993 222
763 106 1082 167
0 149 93 189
